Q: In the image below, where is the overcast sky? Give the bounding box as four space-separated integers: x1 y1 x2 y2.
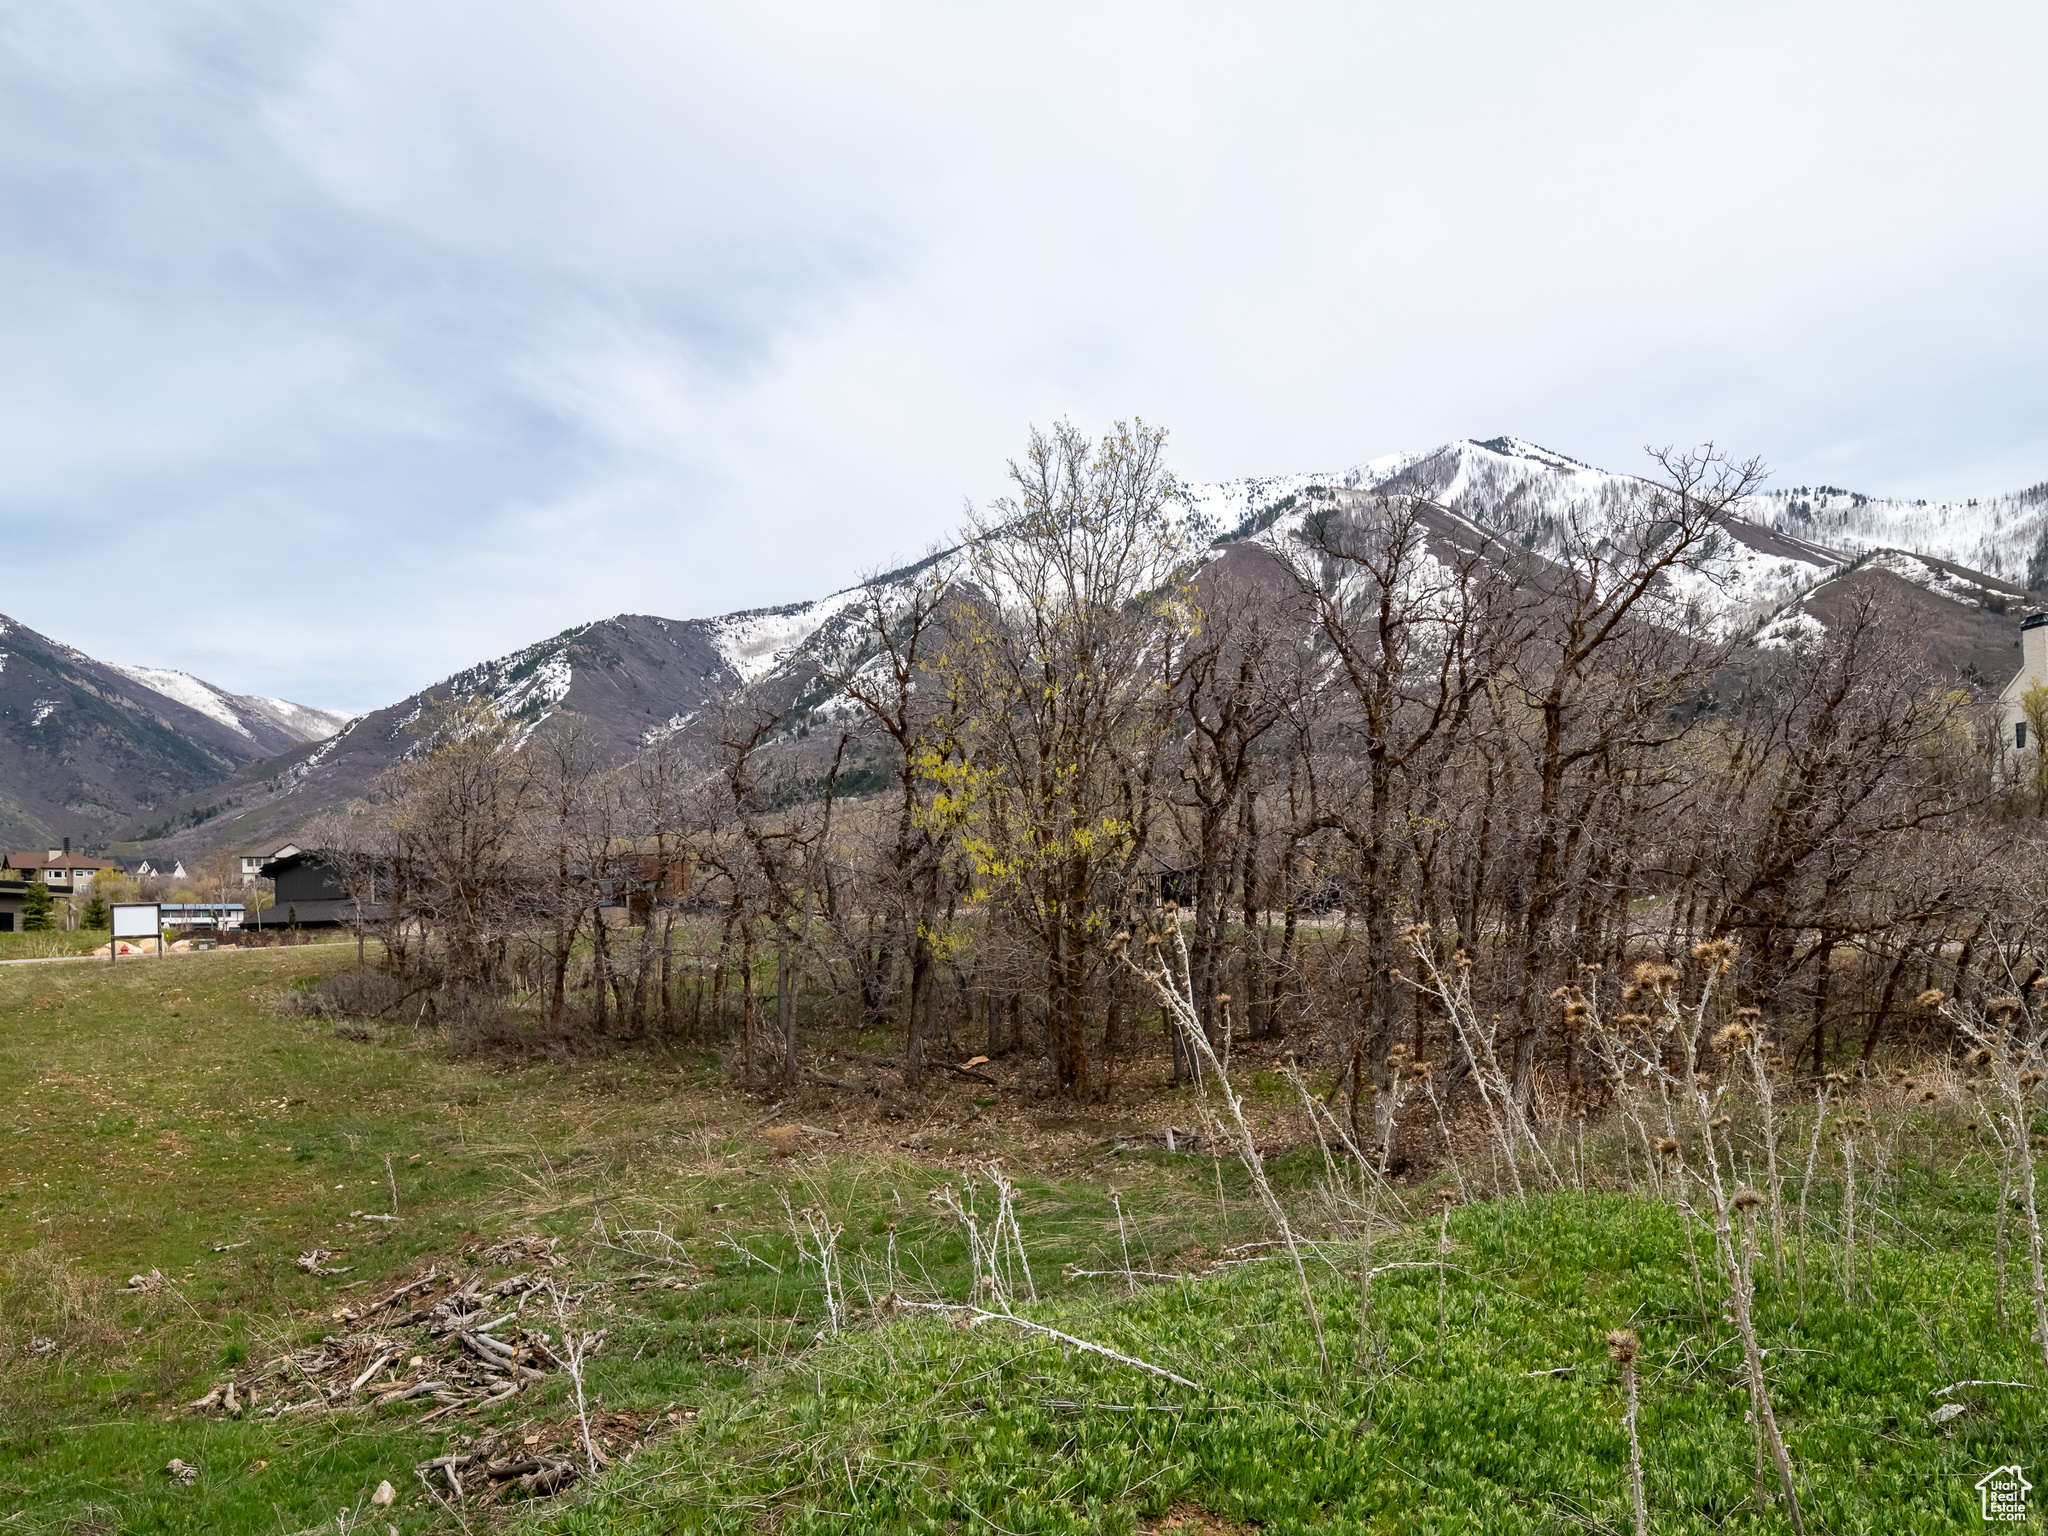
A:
4 2 2045 713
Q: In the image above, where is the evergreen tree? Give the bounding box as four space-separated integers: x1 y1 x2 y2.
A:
22 877 54 932
81 890 109 929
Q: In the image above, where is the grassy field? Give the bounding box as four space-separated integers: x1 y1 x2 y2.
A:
0 928 133 962
3 945 2044 1533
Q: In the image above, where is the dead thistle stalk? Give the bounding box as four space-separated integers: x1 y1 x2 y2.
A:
1607 1328 1647 1536
1123 921 1329 1377
1948 997 2048 1372
1794 1076 1839 1319
1664 941 1807 1536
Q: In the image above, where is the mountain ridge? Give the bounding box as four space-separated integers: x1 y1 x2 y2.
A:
0 614 347 849
51 436 2048 860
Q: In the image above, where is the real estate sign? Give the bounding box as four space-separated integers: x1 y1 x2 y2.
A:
110 902 163 960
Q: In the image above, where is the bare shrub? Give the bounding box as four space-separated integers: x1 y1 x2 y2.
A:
440 995 545 1057
280 967 416 1021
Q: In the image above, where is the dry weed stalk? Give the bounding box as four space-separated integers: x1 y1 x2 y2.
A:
1794 1075 1840 1318
544 1280 599 1478
1607 1328 1647 1536
1837 1117 1862 1305
1593 984 1717 1332
780 1192 848 1334
1280 1057 1412 1220
1651 941 1807 1535
1418 1074 1471 1202
1401 926 1558 1199
1122 921 1329 1377
930 1165 1036 1313
1975 1089 2018 1327
1111 1191 1137 1298
1722 1010 1787 1288
892 1297 1201 1389
1946 995 2048 1372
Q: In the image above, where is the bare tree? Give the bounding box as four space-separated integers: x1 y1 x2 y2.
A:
379 698 533 1000
1497 446 1766 1098
718 706 851 1085
833 558 969 1088
1279 489 1514 1137
1159 563 1303 1072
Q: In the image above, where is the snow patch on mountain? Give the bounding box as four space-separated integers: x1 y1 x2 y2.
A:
114 665 253 736
1183 450 1426 540
277 720 354 788
1753 483 2048 586
497 653 572 718
110 665 351 744
1861 549 2005 607
712 591 866 685
244 697 352 741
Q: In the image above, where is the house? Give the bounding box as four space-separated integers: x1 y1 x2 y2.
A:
3 848 123 888
605 851 697 923
0 846 122 932
133 856 187 881
161 902 245 932
238 844 299 885
258 848 384 928
2000 612 2048 758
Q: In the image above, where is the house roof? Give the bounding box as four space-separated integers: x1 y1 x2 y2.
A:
4 851 121 872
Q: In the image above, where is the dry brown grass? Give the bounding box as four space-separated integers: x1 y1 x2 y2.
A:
0 1240 135 1412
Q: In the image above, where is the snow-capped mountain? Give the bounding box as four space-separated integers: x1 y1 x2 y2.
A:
1752 479 2048 588
110 665 351 748
0 613 349 848
1200 436 1854 631
108 436 2048 856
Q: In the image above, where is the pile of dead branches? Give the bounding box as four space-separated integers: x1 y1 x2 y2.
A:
413 1406 690 1508
183 1241 609 1427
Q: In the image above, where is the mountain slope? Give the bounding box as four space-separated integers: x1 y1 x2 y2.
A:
1752 479 2048 588
0 615 344 848
111 437 2048 856
173 614 753 856
109 666 351 755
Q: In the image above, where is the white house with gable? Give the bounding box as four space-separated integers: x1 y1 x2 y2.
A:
1999 614 2048 758
238 844 299 885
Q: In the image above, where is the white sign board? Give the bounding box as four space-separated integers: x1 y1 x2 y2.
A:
111 902 162 938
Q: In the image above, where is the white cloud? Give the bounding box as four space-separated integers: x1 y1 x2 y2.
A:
0 1 2045 711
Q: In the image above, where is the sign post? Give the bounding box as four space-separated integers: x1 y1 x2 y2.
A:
110 902 163 962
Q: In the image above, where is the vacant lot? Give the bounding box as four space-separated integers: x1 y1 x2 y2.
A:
3 946 2043 1533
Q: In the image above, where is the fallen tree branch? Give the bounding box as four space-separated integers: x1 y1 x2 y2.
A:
894 1300 1201 1390
836 1049 998 1086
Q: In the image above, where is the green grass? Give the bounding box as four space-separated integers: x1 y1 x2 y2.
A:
0 927 121 961
0 946 1268 1532
3 946 2045 1532
553 1180 2048 1535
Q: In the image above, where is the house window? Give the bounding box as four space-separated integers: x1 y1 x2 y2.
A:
2021 722 2030 751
